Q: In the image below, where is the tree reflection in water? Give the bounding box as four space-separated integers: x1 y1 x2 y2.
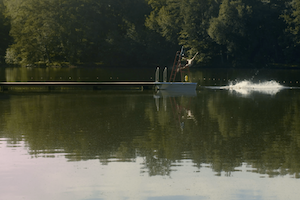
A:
0 88 300 178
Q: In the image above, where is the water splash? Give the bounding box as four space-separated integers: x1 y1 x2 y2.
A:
221 80 284 95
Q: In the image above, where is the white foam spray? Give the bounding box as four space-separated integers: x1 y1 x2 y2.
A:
220 80 284 95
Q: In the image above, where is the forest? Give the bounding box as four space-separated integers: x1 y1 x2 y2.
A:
1 0 300 68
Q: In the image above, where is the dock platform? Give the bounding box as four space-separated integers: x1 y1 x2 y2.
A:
0 81 157 92
0 81 198 92
0 81 156 86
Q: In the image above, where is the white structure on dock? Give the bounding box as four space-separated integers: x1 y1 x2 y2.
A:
154 47 198 91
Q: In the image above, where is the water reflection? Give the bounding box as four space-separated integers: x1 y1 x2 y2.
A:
1 88 300 199
154 90 197 132
0 89 300 179
2 67 300 199
1 66 156 82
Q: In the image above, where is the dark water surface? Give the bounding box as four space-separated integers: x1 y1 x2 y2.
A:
1 67 300 200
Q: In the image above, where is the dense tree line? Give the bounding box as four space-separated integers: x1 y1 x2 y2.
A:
1 0 300 67
0 0 11 64
0 0 175 66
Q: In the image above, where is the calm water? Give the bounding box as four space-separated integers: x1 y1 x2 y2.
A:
1 67 300 200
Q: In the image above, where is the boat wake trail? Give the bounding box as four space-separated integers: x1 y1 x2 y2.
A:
206 80 286 95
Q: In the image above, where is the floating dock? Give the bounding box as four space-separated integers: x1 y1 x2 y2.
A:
0 81 157 92
155 82 197 91
0 81 197 92
0 81 156 86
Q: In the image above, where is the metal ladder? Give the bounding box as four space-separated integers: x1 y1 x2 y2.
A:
169 46 190 82
169 49 182 82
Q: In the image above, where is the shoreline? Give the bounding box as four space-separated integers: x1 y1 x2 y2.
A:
1 62 300 70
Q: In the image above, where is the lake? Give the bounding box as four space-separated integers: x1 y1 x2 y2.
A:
1 66 300 200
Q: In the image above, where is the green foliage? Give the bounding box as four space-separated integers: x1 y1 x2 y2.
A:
208 0 250 52
177 0 220 63
3 0 163 66
282 0 300 63
146 0 220 64
0 0 11 64
4 0 114 65
0 0 300 67
208 0 289 65
146 0 299 66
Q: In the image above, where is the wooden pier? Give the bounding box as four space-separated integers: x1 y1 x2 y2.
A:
0 81 157 92
0 81 198 92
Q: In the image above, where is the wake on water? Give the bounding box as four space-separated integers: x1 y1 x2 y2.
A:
208 80 286 95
